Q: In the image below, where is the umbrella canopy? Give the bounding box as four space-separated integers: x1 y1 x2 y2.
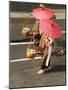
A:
39 19 62 39
51 21 62 39
39 19 52 33
32 7 55 20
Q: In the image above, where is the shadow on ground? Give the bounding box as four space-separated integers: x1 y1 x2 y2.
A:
47 64 66 73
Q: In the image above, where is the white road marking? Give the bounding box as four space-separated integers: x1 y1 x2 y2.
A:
10 56 42 62
10 41 33 45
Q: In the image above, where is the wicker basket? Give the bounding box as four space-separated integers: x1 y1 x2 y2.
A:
22 27 30 36
55 47 64 56
26 48 35 58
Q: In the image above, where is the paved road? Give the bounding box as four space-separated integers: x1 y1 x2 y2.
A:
9 54 66 89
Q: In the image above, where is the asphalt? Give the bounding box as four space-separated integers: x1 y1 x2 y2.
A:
9 54 66 89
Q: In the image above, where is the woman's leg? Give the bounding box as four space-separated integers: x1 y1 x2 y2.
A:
37 47 52 74
45 46 52 66
41 47 50 69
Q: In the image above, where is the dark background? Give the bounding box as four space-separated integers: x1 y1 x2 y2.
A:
10 1 66 12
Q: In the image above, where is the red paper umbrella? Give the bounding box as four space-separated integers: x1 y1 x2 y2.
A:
39 19 52 33
39 19 62 39
32 7 54 20
51 21 62 39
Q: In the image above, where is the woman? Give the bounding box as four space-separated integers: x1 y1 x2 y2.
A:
31 19 53 74
37 33 53 74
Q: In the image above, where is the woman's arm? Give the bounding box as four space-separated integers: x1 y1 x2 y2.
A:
49 37 53 45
